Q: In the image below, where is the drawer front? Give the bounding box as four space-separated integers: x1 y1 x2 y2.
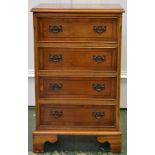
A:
39 104 115 129
39 77 116 99
38 17 117 42
39 48 117 71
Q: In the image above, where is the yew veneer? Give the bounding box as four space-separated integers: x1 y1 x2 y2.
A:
31 3 124 153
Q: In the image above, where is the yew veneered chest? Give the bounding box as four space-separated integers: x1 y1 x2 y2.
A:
31 3 124 153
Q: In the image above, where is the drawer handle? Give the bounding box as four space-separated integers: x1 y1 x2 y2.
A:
49 83 63 91
93 26 106 33
49 54 63 63
49 25 63 33
92 112 105 119
51 111 63 119
93 55 105 63
92 83 105 92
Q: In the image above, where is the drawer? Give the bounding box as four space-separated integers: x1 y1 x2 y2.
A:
38 17 117 42
39 104 115 129
38 47 117 71
39 77 116 99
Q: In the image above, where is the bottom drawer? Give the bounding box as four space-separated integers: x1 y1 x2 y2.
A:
39 104 116 129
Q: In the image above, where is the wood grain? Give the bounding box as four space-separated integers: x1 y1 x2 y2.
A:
38 77 116 99
31 3 125 13
38 47 117 71
39 104 115 129
38 17 117 42
97 134 121 153
38 70 117 77
32 3 124 153
33 133 57 153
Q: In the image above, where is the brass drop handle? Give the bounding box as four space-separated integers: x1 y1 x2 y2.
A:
92 83 105 92
51 111 63 119
49 54 63 63
92 112 105 119
93 55 105 63
49 83 63 91
93 26 106 33
49 25 63 33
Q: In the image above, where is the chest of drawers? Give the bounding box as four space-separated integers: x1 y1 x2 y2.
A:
31 3 124 153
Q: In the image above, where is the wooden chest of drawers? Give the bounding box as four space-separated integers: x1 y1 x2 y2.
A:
31 3 124 153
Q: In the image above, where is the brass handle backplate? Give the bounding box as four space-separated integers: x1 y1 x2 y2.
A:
49 54 63 63
93 26 106 33
51 111 63 119
92 83 105 92
49 25 63 33
93 55 105 63
49 83 63 91
92 112 105 119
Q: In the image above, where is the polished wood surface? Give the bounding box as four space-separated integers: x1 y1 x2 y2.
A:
31 3 124 13
38 47 117 71
33 130 121 135
38 98 116 105
33 131 121 153
38 70 117 77
33 133 58 153
39 104 115 129
97 134 121 153
32 3 124 153
38 17 117 42
39 77 116 99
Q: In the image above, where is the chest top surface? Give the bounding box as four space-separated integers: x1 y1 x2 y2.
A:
31 3 124 13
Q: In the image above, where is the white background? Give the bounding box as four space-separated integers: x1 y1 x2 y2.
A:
0 0 155 155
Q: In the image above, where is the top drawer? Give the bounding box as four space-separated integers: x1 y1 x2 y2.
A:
38 17 117 42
